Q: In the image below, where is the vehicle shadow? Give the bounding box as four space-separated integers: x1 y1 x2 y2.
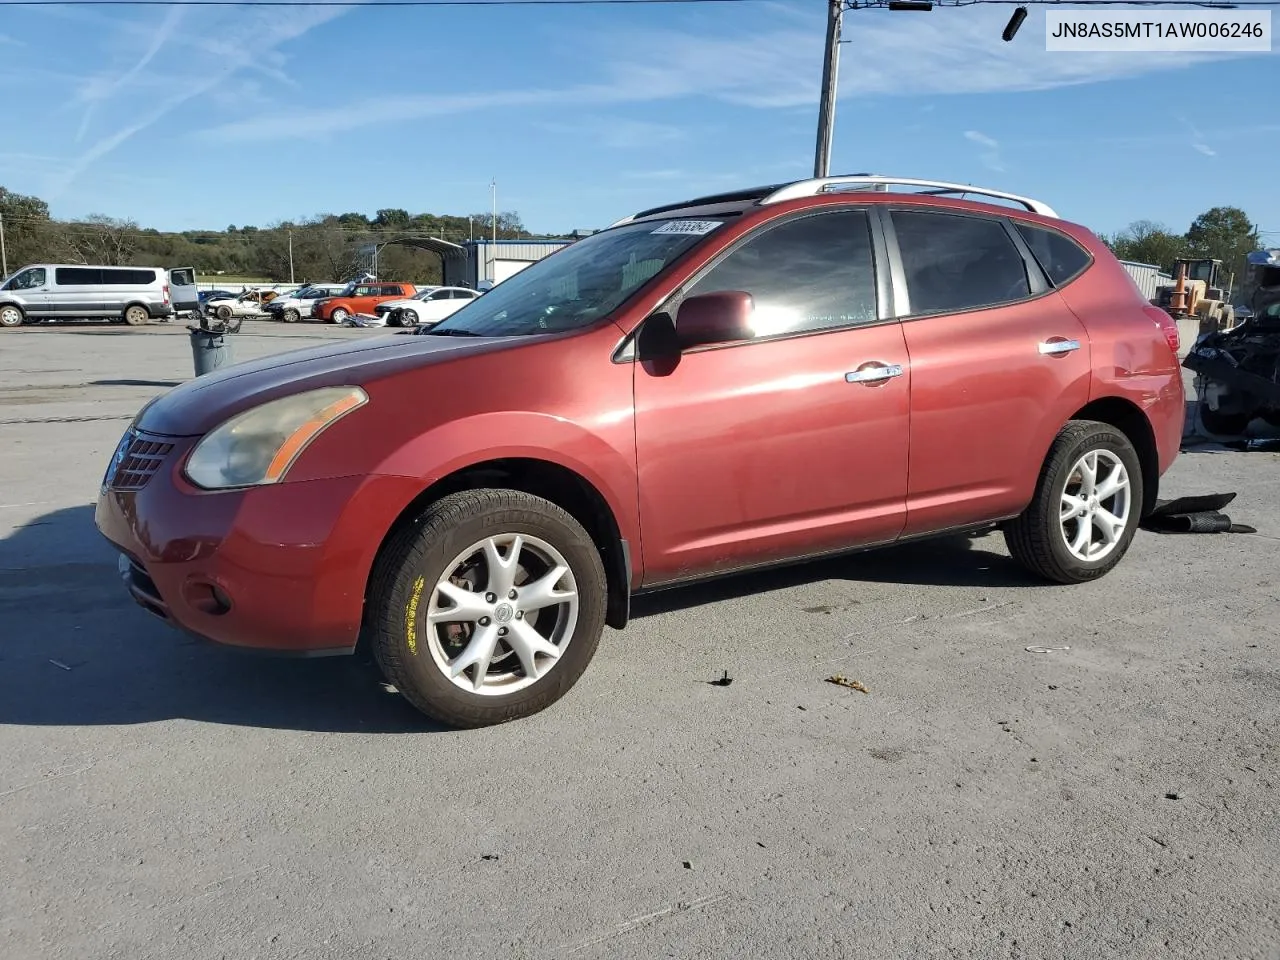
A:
0 504 442 733
630 531 1043 619
1 504 1035 732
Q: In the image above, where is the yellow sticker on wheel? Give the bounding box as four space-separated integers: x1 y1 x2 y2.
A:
406 575 426 655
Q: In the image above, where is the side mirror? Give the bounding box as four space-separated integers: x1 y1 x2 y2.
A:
675 291 755 349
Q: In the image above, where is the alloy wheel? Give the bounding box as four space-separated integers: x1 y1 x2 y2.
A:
1058 449 1132 563
425 533 579 696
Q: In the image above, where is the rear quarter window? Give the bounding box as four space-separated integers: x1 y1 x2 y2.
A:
1015 224 1092 287
102 268 157 285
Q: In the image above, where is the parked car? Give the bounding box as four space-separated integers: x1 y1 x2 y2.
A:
198 289 241 304
265 284 349 323
0 263 196 327
374 286 483 327
203 288 296 320
95 174 1185 729
313 282 417 323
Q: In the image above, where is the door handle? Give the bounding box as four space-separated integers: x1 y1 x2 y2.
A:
845 363 904 384
1038 338 1080 355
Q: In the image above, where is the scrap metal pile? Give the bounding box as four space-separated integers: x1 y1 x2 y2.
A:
1183 249 1280 437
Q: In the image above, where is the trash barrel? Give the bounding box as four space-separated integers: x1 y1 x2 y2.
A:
187 314 242 377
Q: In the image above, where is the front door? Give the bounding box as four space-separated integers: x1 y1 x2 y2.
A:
633 207 911 586
883 208 1094 536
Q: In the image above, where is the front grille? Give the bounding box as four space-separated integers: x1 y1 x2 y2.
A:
112 435 174 490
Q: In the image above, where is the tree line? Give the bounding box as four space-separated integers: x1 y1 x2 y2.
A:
2 185 1268 300
1100 205 1264 301
0 186 558 286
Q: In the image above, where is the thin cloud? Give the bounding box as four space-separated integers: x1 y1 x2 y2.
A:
48 4 355 198
198 7 1274 146
964 129 1005 172
0 34 24 46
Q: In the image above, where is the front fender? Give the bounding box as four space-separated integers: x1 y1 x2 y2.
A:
373 410 641 549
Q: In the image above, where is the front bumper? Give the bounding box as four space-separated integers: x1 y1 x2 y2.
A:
96 430 424 654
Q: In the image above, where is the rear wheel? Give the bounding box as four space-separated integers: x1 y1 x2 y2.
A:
123 304 149 326
282 308 300 323
367 489 607 729
1004 420 1143 584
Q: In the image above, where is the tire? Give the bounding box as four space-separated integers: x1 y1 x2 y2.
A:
400 308 419 327
282 308 300 323
1004 420 1144 585
123 304 149 326
367 489 607 729
330 307 349 324
215 304 234 322
1200 404 1252 436
0 304 24 328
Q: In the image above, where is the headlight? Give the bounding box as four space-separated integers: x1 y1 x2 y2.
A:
184 386 368 490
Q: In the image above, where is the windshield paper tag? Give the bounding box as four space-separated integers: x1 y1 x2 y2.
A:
651 220 722 236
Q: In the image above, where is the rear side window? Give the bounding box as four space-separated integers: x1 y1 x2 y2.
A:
102 269 157 285
685 209 878 337
56 267 102 285
170 268 195 286
892 211 1030 315
1015 224 1091 287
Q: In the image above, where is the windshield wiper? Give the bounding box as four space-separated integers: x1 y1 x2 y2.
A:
421 327 484 337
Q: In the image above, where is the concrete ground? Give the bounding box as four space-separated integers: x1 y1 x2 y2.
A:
1 320 1277 960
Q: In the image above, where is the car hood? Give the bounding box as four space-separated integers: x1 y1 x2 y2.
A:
135 333 521 436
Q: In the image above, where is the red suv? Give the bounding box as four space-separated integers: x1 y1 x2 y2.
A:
96 175 1185 728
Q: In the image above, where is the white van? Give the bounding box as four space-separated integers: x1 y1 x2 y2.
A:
0 264 199 328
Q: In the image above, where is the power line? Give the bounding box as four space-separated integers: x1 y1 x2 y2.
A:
5 0 755 6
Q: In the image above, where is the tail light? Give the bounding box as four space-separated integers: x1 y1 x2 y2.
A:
1144 305 1178 356
163 284 171 305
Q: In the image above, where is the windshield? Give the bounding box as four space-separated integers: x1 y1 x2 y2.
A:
428 218 728 337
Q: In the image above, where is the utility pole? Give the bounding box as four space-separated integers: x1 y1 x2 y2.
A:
490 178 498 286
813 0 843 179
0 212 7 279
287 228 294 284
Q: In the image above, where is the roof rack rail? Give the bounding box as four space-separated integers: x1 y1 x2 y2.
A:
759 176 1058 218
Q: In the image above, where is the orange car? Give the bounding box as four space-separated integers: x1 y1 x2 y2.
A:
313 282 417 323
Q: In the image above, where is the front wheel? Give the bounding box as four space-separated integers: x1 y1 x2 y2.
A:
329 307 349 324
399 308 419 327
282 308 300 323
1004 420 1144 584
0 304 24 328
367 489 607 729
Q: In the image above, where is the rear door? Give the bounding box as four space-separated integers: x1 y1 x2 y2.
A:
883 207 1092 536
632 206 912 586
168 267 198 313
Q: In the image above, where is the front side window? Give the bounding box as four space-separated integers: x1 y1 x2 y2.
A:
893 211 1030 315
682 209 878 338
5 267 47 290
429 218 729 337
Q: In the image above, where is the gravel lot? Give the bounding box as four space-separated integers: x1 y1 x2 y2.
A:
2 320 1278 960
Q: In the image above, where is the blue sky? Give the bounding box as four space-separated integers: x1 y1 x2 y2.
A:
1 0 1277 244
